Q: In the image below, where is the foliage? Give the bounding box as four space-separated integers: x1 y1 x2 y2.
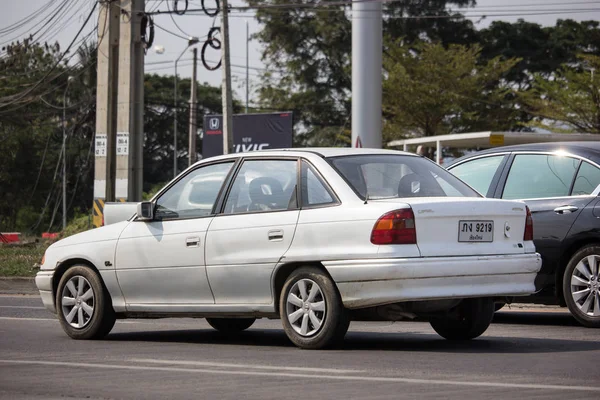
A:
519 55 600 133
0 41 234 233
0 243 46 277
478 19 600 87
382 40 519 140
61 213 93 238
246 0 475 146
0 40 95 233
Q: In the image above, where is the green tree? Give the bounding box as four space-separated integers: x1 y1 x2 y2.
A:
246 0 477 146
478 19 600 87
143 73 236 187
382 40 519 141
519 55 600 133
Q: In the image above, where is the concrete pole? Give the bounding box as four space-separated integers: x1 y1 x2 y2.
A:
189 48 198 166
117 0 145 202
221 0 234 154
351 0 382 149
94 0 120 215
173 62 178 178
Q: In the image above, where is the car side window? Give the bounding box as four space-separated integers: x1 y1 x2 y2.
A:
502 154 580 200
155 162 234 220
223 159 298 214
449 155 505 196
572 161 600 196
301 161 336 207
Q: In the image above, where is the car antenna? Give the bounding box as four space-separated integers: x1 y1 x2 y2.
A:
364 188 369 204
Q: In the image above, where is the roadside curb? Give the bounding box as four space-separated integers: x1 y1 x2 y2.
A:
0 277 38 295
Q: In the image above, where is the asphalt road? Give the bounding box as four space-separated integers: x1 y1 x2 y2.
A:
1 295 599 400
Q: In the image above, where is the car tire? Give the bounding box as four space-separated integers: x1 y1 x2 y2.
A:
279 267 350 349
429 298 495 340
563 244 600 328
494 302 506 312
206 318 256 333
56 265 116 340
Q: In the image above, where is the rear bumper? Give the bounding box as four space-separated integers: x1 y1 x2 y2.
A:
323 253 542 309
35 271 56 314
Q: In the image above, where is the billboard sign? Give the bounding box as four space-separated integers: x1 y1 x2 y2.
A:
202 112 293 158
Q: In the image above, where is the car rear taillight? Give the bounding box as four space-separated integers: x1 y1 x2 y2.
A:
371 208 417 245
524 206 533 241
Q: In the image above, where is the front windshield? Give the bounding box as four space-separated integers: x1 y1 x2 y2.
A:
328 154 480 200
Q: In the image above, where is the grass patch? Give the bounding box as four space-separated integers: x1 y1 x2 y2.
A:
0 214 94 277
0 243 46 277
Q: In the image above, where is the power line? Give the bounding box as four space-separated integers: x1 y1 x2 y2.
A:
0 1 99 109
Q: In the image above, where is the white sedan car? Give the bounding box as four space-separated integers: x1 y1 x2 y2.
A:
36 148 541 349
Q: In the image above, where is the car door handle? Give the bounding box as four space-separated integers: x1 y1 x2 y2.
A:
268 229 284 241
554 205 578 214
186 236 200 247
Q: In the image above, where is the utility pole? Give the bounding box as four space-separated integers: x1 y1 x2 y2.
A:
221 0 234 154
245 20 249 113
189 47 198 166
93 0 120 226
62 76 73 230
351 0 382 149
117 0 145 202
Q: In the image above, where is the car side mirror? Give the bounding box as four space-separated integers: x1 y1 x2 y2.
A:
137 201 154 221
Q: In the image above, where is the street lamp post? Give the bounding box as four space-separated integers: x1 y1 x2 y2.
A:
173 37 199 178
62 76 74 231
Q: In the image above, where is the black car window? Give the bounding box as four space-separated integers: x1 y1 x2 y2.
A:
572 162 600 196
449 155 505 196
502 154 580 200
330 155 480 199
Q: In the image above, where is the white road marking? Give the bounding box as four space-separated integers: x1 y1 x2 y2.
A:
0 317 55 321
130 358 363 374
0 306 45 309
0 359 598 392
0 316 194 326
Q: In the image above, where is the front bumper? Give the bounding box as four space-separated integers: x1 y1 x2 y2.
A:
323 253 542 309
35 270 56 314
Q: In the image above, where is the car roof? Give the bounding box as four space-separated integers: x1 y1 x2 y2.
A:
449 141 600 167
196 147 418 164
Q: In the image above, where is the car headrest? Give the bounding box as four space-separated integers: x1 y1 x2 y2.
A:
249 177 284 205
398 173 423 197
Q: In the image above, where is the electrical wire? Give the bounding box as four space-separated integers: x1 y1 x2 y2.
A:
0 1 98 109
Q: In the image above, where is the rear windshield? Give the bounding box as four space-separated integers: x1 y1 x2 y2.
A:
328 154 480 200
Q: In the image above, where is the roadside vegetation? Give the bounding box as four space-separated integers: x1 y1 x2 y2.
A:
0 215 93 277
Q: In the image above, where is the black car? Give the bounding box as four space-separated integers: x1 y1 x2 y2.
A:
448 141 600 327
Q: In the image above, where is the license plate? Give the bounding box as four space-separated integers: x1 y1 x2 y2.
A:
458 220 494 242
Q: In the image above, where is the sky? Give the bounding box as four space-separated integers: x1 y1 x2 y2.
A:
1 0 599 106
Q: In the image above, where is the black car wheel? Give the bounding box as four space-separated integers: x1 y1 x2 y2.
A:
280 267 350 349
563 245 600 328
206 318 256 333
56 265 116 339
429 298 495 340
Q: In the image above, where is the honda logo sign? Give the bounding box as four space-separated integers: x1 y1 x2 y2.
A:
209 118 220 130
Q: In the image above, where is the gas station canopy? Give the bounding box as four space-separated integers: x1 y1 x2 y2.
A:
387 131 600 164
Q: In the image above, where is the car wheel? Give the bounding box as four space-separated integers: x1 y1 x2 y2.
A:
206 318 256 333
429 298 495 340
279 267 350 349
494 302 506 312
56 265 116 340
563 245 600 328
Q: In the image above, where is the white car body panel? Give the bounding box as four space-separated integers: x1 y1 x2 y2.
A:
103 202 137 225
115 217 214 305
205 210 300 304
36 148 542 318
